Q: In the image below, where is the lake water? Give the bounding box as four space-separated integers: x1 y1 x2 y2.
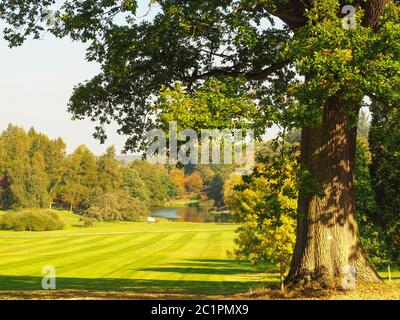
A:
150 203 215 223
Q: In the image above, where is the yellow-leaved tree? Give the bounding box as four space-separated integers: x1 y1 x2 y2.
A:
224 140 298 290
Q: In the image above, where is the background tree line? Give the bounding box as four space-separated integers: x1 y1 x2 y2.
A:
0 124 237 221
0 125 173 222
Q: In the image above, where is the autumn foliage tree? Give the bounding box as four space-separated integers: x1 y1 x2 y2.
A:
226 141 298 290
233 216 296 291
169 168 185 196
184 172 204 194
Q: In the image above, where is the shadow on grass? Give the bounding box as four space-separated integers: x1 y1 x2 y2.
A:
382 276 400 281
137 259 277 275
0 259 279 299
70 224 87 228
0 276 275 294
0 275 278 300
137 267 259 275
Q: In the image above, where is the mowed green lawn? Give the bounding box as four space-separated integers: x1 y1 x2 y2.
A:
0 211 279 299
0 211 397 299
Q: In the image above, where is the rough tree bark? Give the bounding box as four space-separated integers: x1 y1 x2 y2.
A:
273 0 390 288
285 97 382 288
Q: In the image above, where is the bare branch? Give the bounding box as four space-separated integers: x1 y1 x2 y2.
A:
189 60 290 83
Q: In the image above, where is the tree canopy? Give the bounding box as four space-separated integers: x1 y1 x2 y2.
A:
2 1 399 148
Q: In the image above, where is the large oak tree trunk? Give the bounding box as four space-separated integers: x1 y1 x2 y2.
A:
286 97 381 288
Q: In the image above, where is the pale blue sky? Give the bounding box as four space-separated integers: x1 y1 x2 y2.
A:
0 35 121 154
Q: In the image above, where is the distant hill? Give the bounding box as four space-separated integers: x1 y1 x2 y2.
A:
116 154 142 165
